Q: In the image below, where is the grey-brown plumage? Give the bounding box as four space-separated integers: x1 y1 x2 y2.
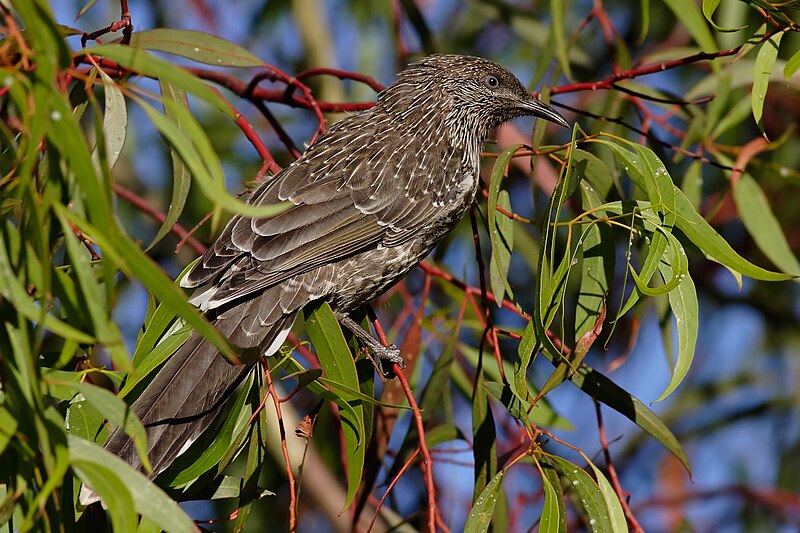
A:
90 54 567 497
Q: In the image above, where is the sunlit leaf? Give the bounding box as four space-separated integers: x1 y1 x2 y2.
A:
733 173 800 276
550 0 573 79
752 32 783 137
547 455 614 532
95 68 127 172
147 81 192 250
587 460 628 532
784 49 800 80
539 461 567 532
655 264 698 401
58 381 151 473
69 436 195 532
130 29 266 67
702 0 747 31
303 302 365 509
464 468 506 533
72 461 138 532
661 0 718 52
488 144 523 305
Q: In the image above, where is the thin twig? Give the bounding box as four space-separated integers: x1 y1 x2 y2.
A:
369 312 437 533
595 401 645 533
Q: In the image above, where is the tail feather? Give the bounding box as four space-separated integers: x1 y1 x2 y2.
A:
103 331 252 476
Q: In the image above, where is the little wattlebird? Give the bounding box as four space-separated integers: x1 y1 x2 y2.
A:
81 54 568 504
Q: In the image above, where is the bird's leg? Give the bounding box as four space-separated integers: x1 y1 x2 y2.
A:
338 316 405 368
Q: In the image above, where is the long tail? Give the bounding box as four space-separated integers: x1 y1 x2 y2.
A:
103 330 253 476
79 312 295 506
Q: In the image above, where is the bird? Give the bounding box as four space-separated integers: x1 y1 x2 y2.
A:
83 54 568 502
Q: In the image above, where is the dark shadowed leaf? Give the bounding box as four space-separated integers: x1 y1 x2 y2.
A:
566 362 691 473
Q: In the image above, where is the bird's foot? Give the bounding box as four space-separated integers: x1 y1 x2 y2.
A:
375 343 405 369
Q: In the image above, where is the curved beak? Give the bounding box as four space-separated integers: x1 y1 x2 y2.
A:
520 98 570 128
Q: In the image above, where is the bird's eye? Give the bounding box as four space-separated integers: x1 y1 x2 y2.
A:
484 75 500 89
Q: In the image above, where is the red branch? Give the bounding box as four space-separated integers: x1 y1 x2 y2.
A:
112 183 206 255
551 33 779 95
370 314 437 533
295 67 385 93
367 447 421 532
595 401 645 532
265 361 298 532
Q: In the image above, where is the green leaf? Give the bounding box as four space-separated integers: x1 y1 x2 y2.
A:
752 32 783 137
484 382 531 422
58 381 151 473
565 362 691 473
147 81 192 250
539 463 567 532
655 264 698 401
701 0 747 31
587 460 628 532
69 436 194 532
135 95 290 220
784 49 800 81
67 396 106 443
681 159 703 210
129 29 266 67
488 145 522 305
59 214 130 371
459 344 570 429
164 374 253 487
184 475 275 501
45 85 114 228
489 190 515 305
671 185 792 281
472 363 497 500
0 224 95 344
638 0 650 42
75 0 101 19
547 455 614 532
733 173 800 276
55 205 242 363
303 302 364 509
72 461 138 533
96 68 127 171
418 320 459 419
549 0 573 79
232 381 267 532
576 194 614 342
464 468 506 533
80 44 232 117
661 0 718 53
628 229 688 297
0 407 19 455
130 261 198 367
121 328 191 399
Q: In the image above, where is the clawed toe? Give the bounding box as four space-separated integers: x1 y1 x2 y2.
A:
377 344 405 368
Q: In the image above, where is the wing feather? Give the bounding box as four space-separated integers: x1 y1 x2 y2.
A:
183 110 465 307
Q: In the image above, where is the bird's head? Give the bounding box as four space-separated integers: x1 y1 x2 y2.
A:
380 54 569 142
